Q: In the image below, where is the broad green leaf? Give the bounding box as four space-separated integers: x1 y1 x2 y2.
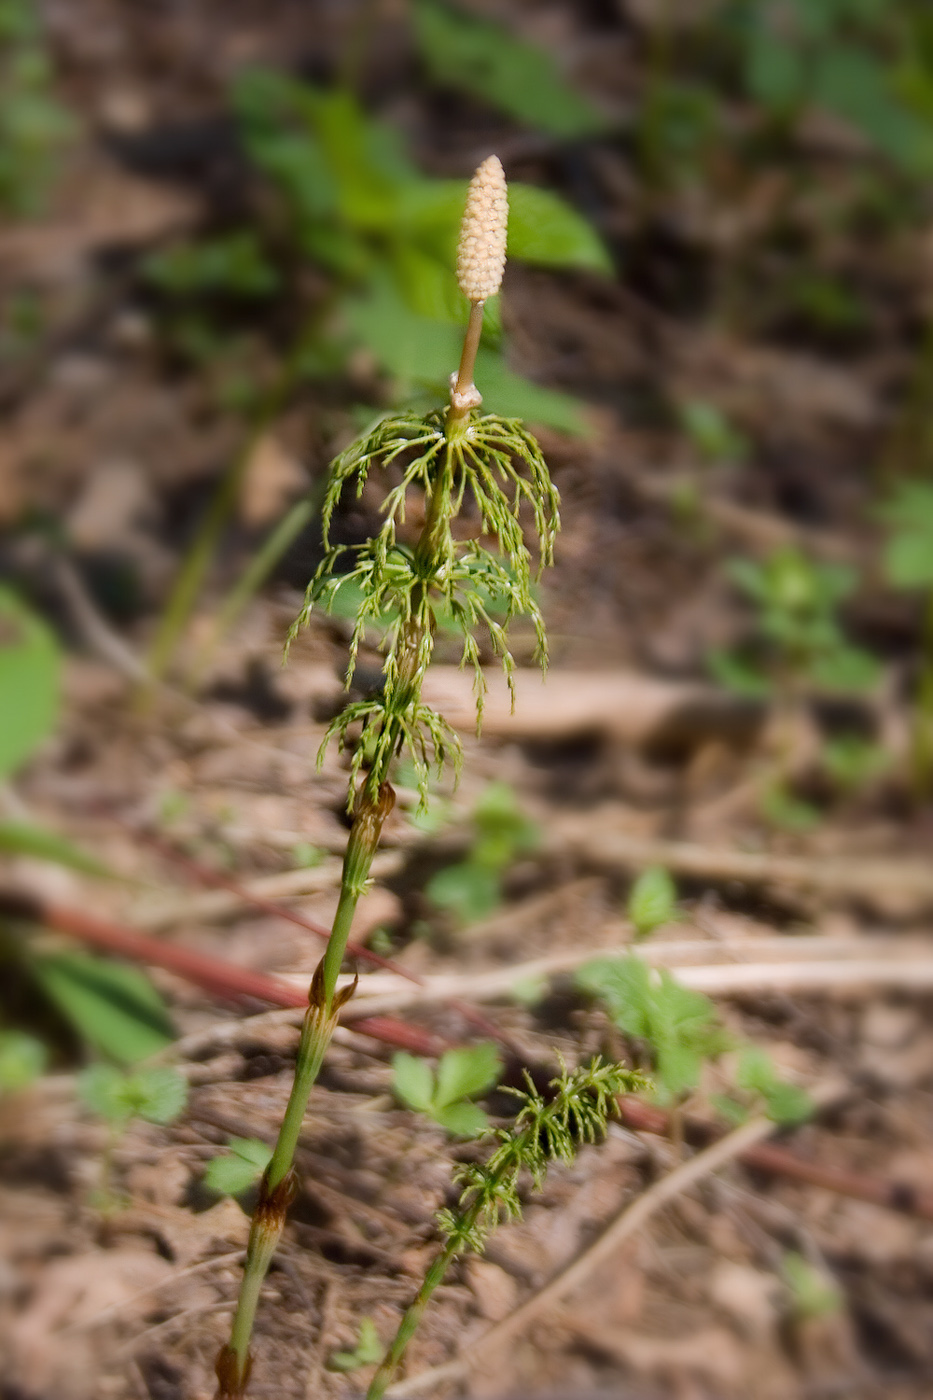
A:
413 0 605 138
205 1136 273 1196
627 866 678 939
31 952 175 1064
0 820 111 876
392 1051 435 1112
435 1099 490 1138
0 586 59 779
434 1043 501 1108
508 183 612 274
0 1029 46 1091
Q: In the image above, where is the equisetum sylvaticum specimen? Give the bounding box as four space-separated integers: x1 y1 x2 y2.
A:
217 155 629 1398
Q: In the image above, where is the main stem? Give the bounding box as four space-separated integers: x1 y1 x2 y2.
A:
217 310 482 1400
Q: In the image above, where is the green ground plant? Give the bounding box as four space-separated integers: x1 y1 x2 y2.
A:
328 1317 383 1374
0 0 72 216
577 955 811 1125
710 546 879 828
426 779 538 925
77 1062 187 1208
879 479 933 794
627 865 680 941
392 1042 501 1136
205 1137 274 1199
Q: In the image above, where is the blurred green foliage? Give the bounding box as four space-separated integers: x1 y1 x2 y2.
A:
393 1042 501 1136
412 0 606 138
0 0 72 215
427 781 538 925
710 547 878 697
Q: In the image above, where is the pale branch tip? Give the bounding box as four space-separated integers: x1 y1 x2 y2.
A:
456 154 508 303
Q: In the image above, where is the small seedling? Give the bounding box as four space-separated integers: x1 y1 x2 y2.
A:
879 479 933 793
328 1317 383 1373
0 1029 46 1092
677 399 748 466
426 781 538 925
782 1250 843 1320
0 0 73 216
627 865 679 940
710 546 878 828
820 732 889 795
711 547 878 699
205 1137 274 1198
78 1064 188 1209
577 956 729 1103
714 1047 813 1127
392 1043 501 1137
577 959 812 1125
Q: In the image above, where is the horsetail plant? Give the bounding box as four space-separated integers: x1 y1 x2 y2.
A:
365 1058 646 1400
216 155 561 1398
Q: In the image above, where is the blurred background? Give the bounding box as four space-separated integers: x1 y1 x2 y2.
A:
3 1 933 1397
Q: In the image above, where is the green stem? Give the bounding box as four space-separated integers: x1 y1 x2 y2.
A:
364 1233 463 1400
217 786 392 1397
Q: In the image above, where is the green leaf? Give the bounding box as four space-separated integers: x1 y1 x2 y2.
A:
0 820 112 876
473 349 590 433
344 278 590 434
392 1051 435 1112
707 648 773 699
434 1043 501 1108
782 1251 842 1319
434 1100 491 1138
507 183 612 274
0 586 59 780
759 783 821 833
806 644 879 693
821 733 888 791
627 866 678 940
329 1317 384 1373
737 1047 813 1125
143 231 279 298
204 1136 273 1196
31 952 175 1064
577 958 729 1102
412 0 605 138
677 400 748 464
885 531 933 590
0 1029 46 1091
427 860 502 923
78 1064 187 1126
